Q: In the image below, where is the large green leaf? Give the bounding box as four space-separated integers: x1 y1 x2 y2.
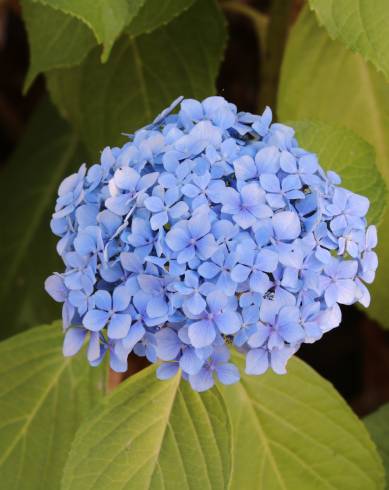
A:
22 0 96 90
46 0 227 159
292 121 387 225
365 404 389 489
127 0 195 37
62 366 231 490
32 0 145 61
278 7 389 328
0 100 86 339
22 0 194 89
220 352 384 490
0 323 107 490
309 0 389 81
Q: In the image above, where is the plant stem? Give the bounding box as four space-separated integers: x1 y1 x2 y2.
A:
257 0 293 117
222 1 268 58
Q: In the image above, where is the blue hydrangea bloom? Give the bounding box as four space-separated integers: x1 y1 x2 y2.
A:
45 96 378 391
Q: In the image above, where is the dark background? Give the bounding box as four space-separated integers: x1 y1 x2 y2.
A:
1 0 389 415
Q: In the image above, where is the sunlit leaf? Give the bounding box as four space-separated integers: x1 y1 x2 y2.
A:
278 7 389 328
220 352 384 490
309 0 389 81
62 366 231 490
0 323 107 490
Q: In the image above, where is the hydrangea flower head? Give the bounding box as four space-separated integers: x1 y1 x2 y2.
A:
45 96 378 392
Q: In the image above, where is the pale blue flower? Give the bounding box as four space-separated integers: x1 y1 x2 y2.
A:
188 291 241 348
220 183 272 229
145 186 188 230
83 286 132 339
46 95 378 391
189 345 240 392
166 212 217 263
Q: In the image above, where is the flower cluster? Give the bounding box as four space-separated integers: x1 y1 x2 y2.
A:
45 96 378 391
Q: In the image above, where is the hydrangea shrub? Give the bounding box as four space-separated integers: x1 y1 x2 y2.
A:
45 96 378 392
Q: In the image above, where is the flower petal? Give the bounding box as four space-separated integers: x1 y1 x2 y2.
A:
83 309 109 331
108 313 132 339
188 320 216 348
63 328 87 356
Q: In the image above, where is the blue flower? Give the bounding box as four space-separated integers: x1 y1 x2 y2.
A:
181 172 224 209
144 186 188 230
302 222 337 264
260 172 304 209
245 345 295 375
63 252 95 294
123 217 156 258
220 183 272 229
326 188 369 235
198 248 238 296
279 151 321 186
231 247 278 294
358 225 378 284
205 138 239 178
52 165 86 220
188 291 241 348
320 258 358 306
83 286 132 339
166 212 217 263
137 274 174 324
46 95 378 391
234 306 260 347
106 167 158 216
173 270 207 315
188 345 240 392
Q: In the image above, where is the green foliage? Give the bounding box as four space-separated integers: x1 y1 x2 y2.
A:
220 352 385 490
292 121 387 225
31 0 144 61
279 7 389 175
22 1 96 90
22 0 196 88
62 366 231 490
0 323 107 490
309 0 389 81
278 6 389 328
365 404 389 489
126 0 195 37
2 2 389 487
0 101 86 339
46 0 227 159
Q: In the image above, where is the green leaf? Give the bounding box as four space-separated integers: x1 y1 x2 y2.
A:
309 0 389 81
291 121 387 225
22 0 96 90
365 404 389 489
32 0 145 61
0 323 107 490
62 366 231 490
0 100 86 339
46 0 227 159
220 352 384 490
278 6 389 328
127 0 195 37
